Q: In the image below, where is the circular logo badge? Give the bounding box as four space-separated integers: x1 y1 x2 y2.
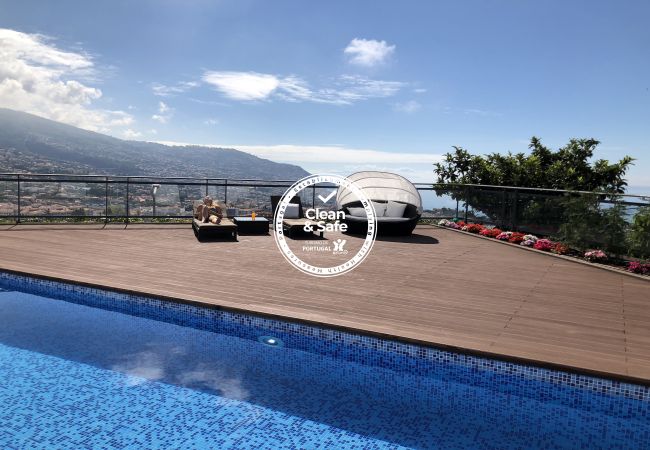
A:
273 174 377 277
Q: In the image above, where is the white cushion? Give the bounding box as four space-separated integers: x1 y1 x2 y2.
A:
371 201 386 217
346 207 366 217
283 203 300 219
386 201 407 218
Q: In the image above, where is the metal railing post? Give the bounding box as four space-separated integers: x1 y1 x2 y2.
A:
501 188 507 228
205 178 209 197
16 174 21 224
464 186 469 222
125 177 130 224
511 189 518 230
104 176 109 224
224 179 228 205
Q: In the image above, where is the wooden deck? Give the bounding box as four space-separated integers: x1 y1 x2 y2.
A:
0 223 648 383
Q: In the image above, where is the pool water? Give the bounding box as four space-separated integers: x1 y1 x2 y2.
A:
0 275 648 449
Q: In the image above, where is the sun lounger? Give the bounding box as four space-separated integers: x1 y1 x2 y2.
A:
192 218 238 241
192 199 237 241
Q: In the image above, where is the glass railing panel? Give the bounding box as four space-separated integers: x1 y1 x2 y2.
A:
19 178 106 219
511 190 566 235
0 175 18 221
426 185 463 219
224 180 293 217
462 187 506 226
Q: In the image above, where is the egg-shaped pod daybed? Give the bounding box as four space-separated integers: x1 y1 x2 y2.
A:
336 171 423 236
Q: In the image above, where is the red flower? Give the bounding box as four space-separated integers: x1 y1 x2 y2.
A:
508 232 525 244
466 224 484 234
552 243 569 255
479 228 502 238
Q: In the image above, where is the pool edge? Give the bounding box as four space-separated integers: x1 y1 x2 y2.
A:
1 265 648 388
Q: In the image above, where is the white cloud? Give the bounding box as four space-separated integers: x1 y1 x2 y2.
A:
123 128 142 139
394 100 421 114
344 38 395 67
151 101 173 123
201 70 405 105
151 81 198 97
158 101 170 114
328 75 403 104
155 141 442 182
227 144 439 165
202 71 280 101
203 118 219 125
0 28 133 132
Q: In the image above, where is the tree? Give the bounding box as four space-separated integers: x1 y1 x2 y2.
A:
433 138 636 255
434 137 633 193
628 207 650 259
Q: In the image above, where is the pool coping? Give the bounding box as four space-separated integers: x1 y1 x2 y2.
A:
1 265 649 388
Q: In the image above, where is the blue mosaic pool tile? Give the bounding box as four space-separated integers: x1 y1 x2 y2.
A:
1 270 647 406
0 270 649 449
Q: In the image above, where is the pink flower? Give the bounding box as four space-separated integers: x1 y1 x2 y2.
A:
627 262 650 274
584 250 607 262
533 239 553 251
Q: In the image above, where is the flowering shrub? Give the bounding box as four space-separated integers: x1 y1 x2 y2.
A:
439 219 647 274
465 224 484 234
552 242 569 255
627 261 650 274
480 227 502 238
495 231 513 241
437 219 455 229
519 235 534 247
508 232 526 244
438 219 464 229
584 250 607 262
533 239 554 251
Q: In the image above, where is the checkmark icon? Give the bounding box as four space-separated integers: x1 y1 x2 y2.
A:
318 190 337 204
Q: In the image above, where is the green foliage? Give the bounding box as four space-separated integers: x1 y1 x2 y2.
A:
434 137 642 257
434 137 634 193
599 204 629 256
556 195 603 251
628 207 650 259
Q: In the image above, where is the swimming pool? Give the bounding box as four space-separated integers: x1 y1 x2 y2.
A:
0 271 648 449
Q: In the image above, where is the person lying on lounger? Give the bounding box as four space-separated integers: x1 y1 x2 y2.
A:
195 196 223 224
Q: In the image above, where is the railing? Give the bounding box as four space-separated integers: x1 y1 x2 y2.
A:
417 182 650 259
1 173 649 258
0 174 335 222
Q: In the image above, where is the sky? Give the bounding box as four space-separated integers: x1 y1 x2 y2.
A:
0 0 649 188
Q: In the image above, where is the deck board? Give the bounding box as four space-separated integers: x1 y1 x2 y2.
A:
0 223 648 383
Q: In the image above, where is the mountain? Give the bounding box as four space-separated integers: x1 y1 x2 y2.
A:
0 108 309 180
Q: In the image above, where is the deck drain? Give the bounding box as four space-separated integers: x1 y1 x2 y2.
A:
258 336 284 347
